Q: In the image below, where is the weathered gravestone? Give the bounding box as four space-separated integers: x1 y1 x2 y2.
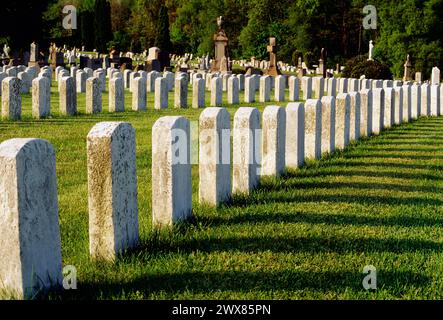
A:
286 102 305 168
87 122 139 261
86 77 102 114
152 117 192 227
59 76 77 115
32 76 50 119
232 107 261 195
0 138 62 299
265 38 281 77
261 106 286 177
199 108 231 205
2 77 22 120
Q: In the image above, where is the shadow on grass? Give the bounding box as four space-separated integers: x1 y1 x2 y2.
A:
344 154 443 160
199 210 443 229
281 169 441 181
244 192 443 207
131 233 443 256
265 180 443 194
370 141 443 146
58 269 431 299
327 161 443 171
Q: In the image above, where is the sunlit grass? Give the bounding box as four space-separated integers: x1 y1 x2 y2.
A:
1 79 442 299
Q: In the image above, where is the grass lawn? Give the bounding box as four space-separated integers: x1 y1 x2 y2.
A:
1 79 442 299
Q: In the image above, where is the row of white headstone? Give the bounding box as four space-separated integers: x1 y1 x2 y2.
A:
1 64 441 121
0 79 442 298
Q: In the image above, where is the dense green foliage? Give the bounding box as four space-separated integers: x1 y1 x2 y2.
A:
155 4 173 53
93 0 113 52
1 0 442 78
342 55 393 79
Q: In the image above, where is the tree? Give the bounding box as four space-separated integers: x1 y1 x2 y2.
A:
94 0 113 52
80 10 95 50
0 0 48 50
374 0 443 78
155 5 172 52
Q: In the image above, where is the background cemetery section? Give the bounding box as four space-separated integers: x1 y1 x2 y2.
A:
1 0 442 80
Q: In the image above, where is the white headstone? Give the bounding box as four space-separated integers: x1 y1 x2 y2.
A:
132 76 147 111
275 75 286 102
288 76 299 101
335 93 351 149
261 106 286 177
359 89 372 137
109 77 125 112
259 76 271 102
233 107 261 194
393 87 403 125
0 138 62 299
32 76 51 119
227 76 240 105
147 71 159 92
286 102 305 168
383 88 395 128
327 78 337 97
17 72 30 94
410 83 421 120
371 88 384 135
192 78 205 108
2 77 22 120
348 92 361 142
59 76 77 115
302 76 312 100
402 84 412 122
152 117 192 227
312 77 325 99
320 96 336 154
420 83 430 116
244 76 255 103
431 67 440 85
304 99 322 160
210 77 222 107
87 122 139 261
174 76 188 108
199 108 231 205
155 77 168 110
430 84 440 116
86 77 102 114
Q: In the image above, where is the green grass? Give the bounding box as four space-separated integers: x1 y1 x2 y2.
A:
1 80 443 300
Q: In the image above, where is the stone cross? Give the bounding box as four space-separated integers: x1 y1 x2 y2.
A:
266 37 281 76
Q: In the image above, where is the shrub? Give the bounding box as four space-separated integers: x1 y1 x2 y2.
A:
342 55 393 79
